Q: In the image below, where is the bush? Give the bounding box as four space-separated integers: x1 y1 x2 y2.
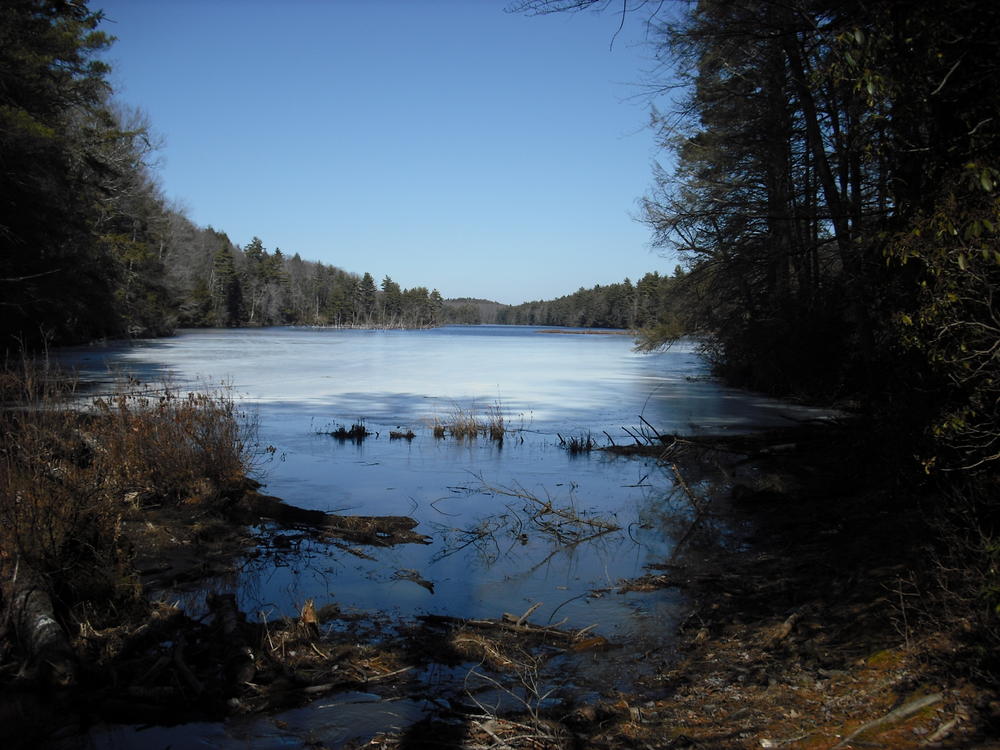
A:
92 381 258 504
0 362 257 612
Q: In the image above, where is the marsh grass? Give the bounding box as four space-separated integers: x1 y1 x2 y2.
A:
0 361 258 616
559 432 596 454
432 401 509 442
319 422 372 443
485 403 505 442
450 406 484 440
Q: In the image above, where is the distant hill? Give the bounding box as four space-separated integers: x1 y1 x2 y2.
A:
441 298 507 325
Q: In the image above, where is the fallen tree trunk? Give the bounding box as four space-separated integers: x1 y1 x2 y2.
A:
4 562 77 688
419 612 603 646
231 492 431 546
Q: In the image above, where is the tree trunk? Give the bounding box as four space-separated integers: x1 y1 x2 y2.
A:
4 563 77 688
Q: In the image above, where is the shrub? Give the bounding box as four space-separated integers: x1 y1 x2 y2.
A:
92 382 258 505
0 363 257 612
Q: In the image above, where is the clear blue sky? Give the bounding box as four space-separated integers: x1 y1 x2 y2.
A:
96 0 676 305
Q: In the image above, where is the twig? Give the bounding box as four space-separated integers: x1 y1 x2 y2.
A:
621 425 644 445
638 414 663 442
516 602 543 626
546 591 594 625
670 462 702 514
475 719 511 748
365 665 414 683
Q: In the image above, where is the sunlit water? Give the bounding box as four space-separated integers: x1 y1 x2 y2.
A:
55 325 831 747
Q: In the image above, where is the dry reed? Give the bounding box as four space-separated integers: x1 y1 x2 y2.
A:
432 401 509 442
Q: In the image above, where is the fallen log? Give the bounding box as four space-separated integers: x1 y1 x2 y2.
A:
4 562 77 688
231 492 431 546
420 613 575 642
419 611 604 647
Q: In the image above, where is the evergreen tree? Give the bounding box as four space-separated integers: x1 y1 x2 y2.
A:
211 246 241 326
355 272 378 323
0 0 119 348
380 276 403 322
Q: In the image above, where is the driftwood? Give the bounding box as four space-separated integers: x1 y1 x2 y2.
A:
4 562 77 688
232 492 430 546
833 692 943 748
418 607 612 675
419 610 608 650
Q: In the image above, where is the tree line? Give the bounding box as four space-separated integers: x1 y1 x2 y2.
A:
167 230 446 330
438 270 685 332
494 270 682 331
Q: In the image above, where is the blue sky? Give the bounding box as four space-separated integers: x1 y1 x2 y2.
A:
96 0 677 305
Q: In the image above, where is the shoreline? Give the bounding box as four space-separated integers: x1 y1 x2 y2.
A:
535 328 633 336
2 412 995 747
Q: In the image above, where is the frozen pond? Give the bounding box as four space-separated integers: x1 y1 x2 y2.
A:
56 325 831 747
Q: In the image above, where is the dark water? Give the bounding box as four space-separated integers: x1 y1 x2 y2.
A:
55 325 831 747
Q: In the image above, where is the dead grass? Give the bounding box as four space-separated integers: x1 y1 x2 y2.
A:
93 382 258 505
432 401 509 442
0 360 258 616
449 406 483 440
485 402 506 441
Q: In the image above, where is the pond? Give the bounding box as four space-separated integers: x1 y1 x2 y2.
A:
55 325 830 747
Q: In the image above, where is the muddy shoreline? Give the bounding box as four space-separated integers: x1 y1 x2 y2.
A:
3 423 998 748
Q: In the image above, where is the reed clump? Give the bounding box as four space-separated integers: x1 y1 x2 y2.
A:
449 406 483 440
485 403 505 442
559 432 597 454
432 401 509 442
319 422 371 443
